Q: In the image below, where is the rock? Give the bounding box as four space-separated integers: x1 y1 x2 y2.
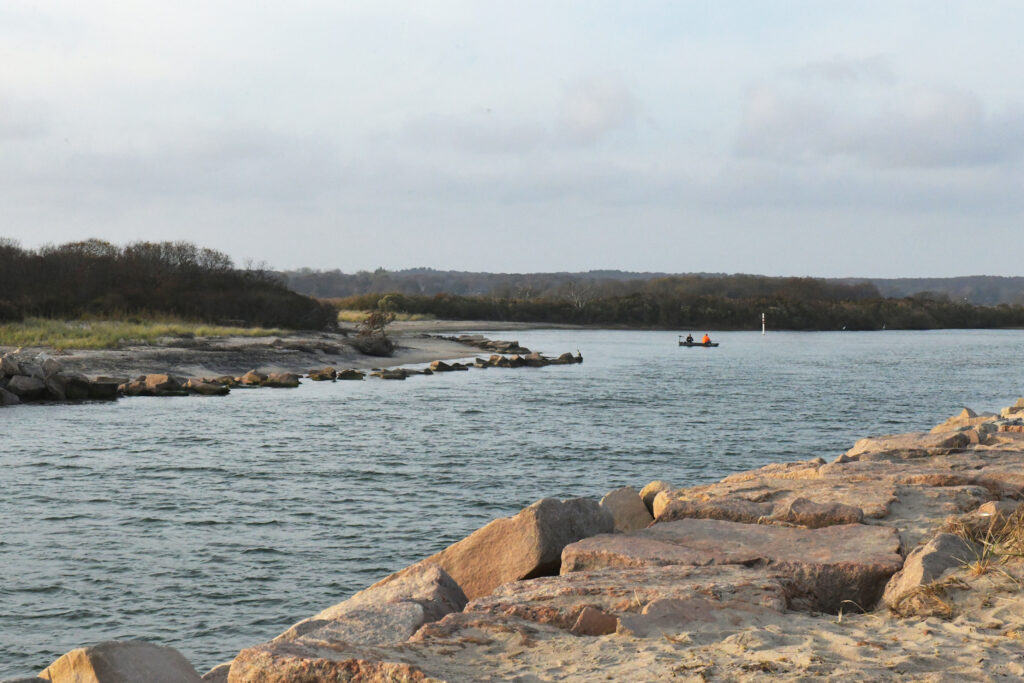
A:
554 352 576 365
0 386 21 406
656 497 774 524
63 375 92 400
36 640 202 683
651 490 671 519
226 642 433 683
0 354 22 376
264 372 301 388
429 360 453 372
87 379 121 400
842 431 972 461
185 379 230 396
524 352 546 367
144 374 184 393
930 407 997 434
307 367 337 381
599 486 653 532
6 375 47 399
336 369 365 380
770 497 864 529
201 662 230 682
41 357 62 378
44 375 67 401
639 481 672 515
278 563 467 642
882 532 978 610
417 497 614 600
374 369 407 380
237 370 267 386
561 518 903 612
466 564 787 635
975 499 1021 521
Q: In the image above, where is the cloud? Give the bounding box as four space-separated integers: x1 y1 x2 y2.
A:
400 112 548 154
557 76 637 144
736 78 1024 168
787 55 895 84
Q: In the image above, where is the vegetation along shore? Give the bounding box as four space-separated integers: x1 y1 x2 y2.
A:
7 400 1024 680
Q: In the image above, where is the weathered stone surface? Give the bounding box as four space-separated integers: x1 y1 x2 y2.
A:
639 480 672 515
770 497 864 528
599 486 653 532
272 563 465 650
930 407 997 434
237 370 267 386
429 360 453 372
467 564 787 634
201 662 230 682
1 386 21 406
336 369 365 380
144 373 184 393
841 431 972 462
185 379 230 396
656 497 774 524
562 518 903 612
651 491 671 519
0 353 21 376
6 375 46 399
44 375 67 401
882 533 978 610
307 367 337 381
86 379 120 400
418 498 613 600
227 642 436 683
264 372 300 388
41 357 62 378
37 640 202 683
63 374 91 400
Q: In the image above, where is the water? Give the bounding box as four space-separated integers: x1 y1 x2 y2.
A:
2 328 1023 675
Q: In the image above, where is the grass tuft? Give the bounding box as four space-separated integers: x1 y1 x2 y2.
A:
336 309 435 323
0 317 284 351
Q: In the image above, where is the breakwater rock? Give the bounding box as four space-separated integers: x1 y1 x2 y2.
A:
12 400 1024 681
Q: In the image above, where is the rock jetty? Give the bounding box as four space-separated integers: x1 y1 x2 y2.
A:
11 401 1024 681
0 338 581 407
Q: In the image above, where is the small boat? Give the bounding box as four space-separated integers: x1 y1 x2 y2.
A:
678 336 719 347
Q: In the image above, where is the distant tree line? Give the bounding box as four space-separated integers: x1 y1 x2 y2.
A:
285 267 1024 306
0 238 334 329
330 276 1024 330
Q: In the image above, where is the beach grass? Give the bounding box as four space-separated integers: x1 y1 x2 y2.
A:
336 309 436 323
0 317 284 351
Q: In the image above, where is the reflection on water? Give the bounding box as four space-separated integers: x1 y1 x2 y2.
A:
2 329 1023 674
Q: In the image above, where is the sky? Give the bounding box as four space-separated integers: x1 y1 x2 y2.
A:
2 1 1023 277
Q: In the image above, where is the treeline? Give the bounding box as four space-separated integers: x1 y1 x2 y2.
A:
332 276 1024 330
0 238 334 329
286 267 1024 306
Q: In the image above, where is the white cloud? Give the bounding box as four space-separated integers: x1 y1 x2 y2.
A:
557 76 638 144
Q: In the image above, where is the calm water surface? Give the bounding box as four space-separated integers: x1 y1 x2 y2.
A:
2 329 1023 675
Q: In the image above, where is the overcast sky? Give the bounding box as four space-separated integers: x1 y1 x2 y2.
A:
2 2 1023 276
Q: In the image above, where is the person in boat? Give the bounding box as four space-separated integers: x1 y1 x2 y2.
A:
685 334 694 343
701 333 711 344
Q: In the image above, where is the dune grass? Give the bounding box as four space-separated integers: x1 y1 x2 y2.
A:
0 317 284 351
336 309 436 323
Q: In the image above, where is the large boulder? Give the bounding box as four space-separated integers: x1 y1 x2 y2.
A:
770 497 864 529
264 372 301 388
599 486 653 532
336 369 365 380
882 533 978 611
839 431 972 462
228 564 465 682
561 518 903 612
0 353 21 377
6 375 47 400
275 563 467 643
0 386 21 406
185 379 230 396
417 498 614 600
465 564 787 636
36 640 202 683
307 367 337 381
656 497 773 525
237 370 267 386
87 378 122 400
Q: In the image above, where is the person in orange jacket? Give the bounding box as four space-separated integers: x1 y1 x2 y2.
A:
701 333 711 344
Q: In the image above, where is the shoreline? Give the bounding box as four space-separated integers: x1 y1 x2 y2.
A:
9 400 1024 681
